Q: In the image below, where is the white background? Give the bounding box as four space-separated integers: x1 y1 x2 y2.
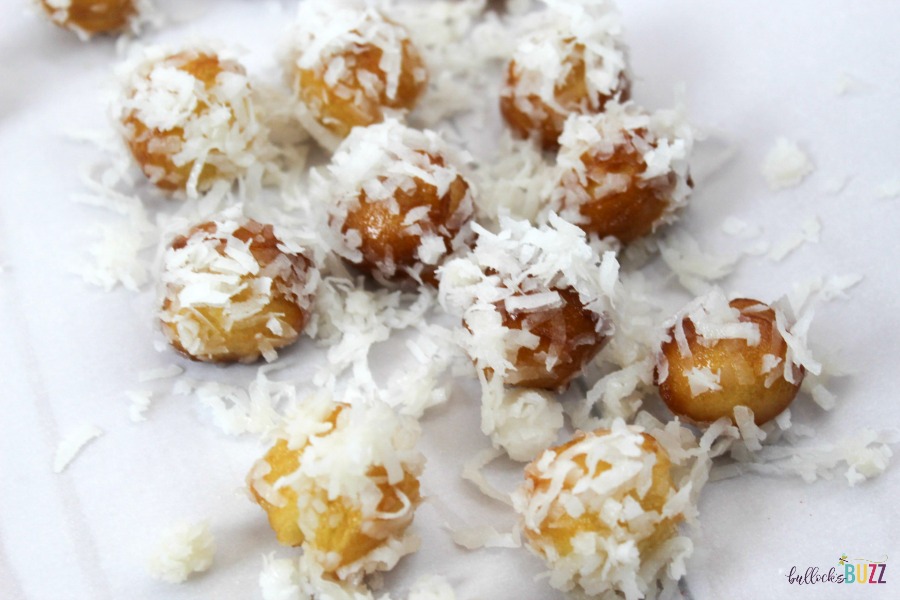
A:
0 1 898 599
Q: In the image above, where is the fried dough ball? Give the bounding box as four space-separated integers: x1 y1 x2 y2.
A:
248 398 424 580
119 47 263 195
657 294 804 426
501 40 630 150
328 120 474 287
286 4 427 148
499 3 629 149
39 0 137 36
439 214 613 392
513 424 685 597
552 102 694 243
159 215 318 364
485 287 608 390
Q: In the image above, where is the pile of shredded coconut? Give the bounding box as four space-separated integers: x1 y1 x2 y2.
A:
147 520 216 583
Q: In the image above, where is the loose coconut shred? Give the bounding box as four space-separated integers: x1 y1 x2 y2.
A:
64 0 895 599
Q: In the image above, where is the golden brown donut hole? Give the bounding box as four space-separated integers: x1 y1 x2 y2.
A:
475 286 608 391
121 51 250 193
40 0 136 36
339 153 471 287
560 132 682 244
161 220 315 364
500 42 630 150
522 429 679 561
294 24 427 139
657 298 803 426
248 405 422 571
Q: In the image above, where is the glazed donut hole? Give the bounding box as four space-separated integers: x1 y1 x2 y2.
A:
486 286 609 390
118 47 263 196
159 215 318 364
39 0 137 37
500 35 630 150
439 214 614 392
513 424 687 597
247 397 424 580
551 102 694 244
286 4 427 148
327 120 474 287
656 292 804 426
499 2 630 150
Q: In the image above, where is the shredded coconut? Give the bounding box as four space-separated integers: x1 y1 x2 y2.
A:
147 521 216 583
767 216 821 261
126 389 153 422
761 138 814 190
53 424 104 473
450 525 520 550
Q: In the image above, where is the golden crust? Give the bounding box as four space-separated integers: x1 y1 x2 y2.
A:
41 0 136 35
500 43 630 150
561 132 682 243
161 220 314 364
122 51 247 193
481 287 607 390
658 298 803 425
294 28 427 139
338 153 471 287
523 429 679 559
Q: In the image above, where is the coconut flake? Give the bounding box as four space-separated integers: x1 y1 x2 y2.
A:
761 138 814 190
407 575 457 600
138 364 185 382
721 217 761 239
127 389 153 422
685 366 722 397
658 230 739 295
767 216 821 261
53 424 104 473
461 447 512 506
450 525 520 550
875 179 900 200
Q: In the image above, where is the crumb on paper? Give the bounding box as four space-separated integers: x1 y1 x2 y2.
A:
875 180 900 200
761 138 814 190
53 424 104 473
768 216 821 261
259 554 301 600
127 389 153 422
408 574 457 600
833 72 860 96
461 447 512 506
449 525 520 550
721 216 761 239
138 364 184 383
148 521 216 583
